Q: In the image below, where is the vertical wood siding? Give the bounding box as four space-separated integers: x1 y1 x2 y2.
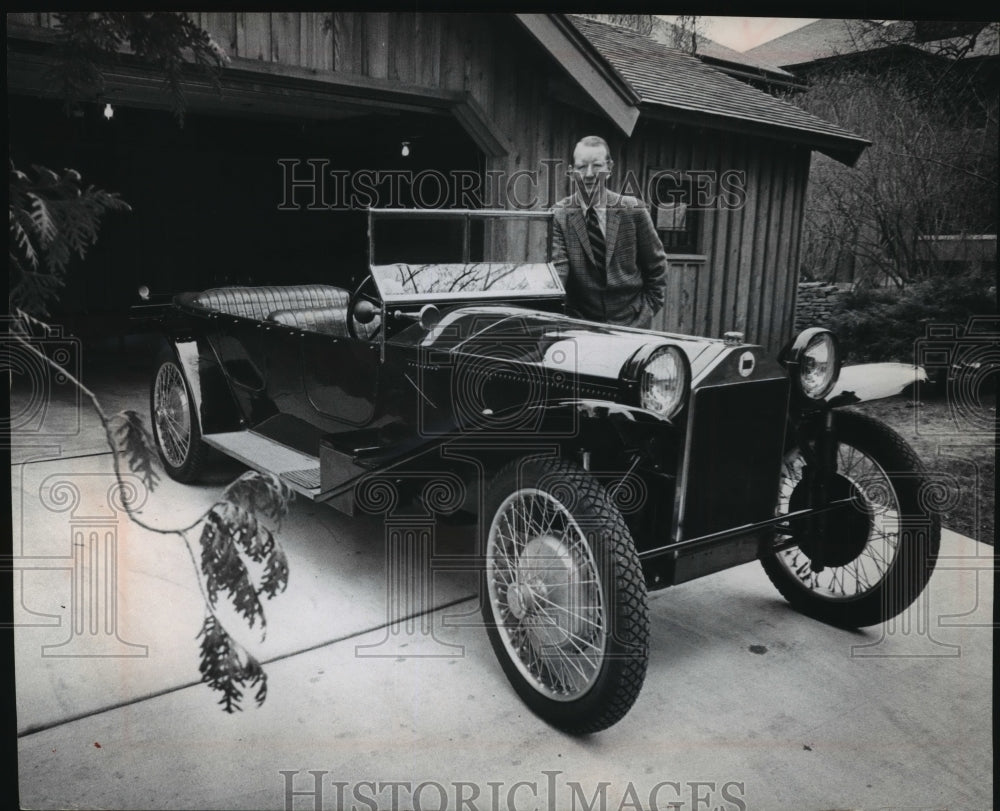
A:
626 128 809 352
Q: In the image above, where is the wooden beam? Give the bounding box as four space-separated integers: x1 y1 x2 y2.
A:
8 41 508 159
7 49 451 117
223 54 464 109
515 13 639 137
6 26 463 109
452 93 512 158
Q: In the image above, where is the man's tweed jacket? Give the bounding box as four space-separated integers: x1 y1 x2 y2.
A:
551 190 668 329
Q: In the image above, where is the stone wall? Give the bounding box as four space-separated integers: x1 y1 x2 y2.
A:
794 281 850 332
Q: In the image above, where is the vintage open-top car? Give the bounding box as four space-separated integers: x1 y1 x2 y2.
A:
147 209 938 733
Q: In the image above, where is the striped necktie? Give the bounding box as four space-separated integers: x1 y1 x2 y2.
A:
585 206 605 270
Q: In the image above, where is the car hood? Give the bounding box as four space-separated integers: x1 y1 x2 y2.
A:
423 306 732 382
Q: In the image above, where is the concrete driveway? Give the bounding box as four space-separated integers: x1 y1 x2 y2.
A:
9 346 994 810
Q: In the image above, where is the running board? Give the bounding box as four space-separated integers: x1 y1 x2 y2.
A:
202 430 320 498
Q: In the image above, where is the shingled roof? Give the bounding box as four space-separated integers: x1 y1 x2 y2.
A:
747 18 1000 68
744 19 878 68
644 16 801 87
568 15 870 165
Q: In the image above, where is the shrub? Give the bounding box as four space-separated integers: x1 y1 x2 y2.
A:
829 268 997 363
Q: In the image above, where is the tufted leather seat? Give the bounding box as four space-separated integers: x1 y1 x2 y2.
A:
267 306 351 337
190 285 350 321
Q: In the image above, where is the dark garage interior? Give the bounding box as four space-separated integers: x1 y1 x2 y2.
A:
8 94 484 336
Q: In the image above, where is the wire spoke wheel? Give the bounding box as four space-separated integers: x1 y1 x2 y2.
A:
481 457 648 734
153 362 191 468
763 411 939 628
150 356 205 482
775 444 900 600
487 488 606 700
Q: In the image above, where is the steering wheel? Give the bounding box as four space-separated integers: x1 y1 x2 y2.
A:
348 275 383 340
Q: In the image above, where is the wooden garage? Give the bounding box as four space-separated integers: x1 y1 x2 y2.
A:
6 12 868 351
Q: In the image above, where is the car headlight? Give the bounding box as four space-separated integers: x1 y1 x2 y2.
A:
633 345 689 419
786 328 840 399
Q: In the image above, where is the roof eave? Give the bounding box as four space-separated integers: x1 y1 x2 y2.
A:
781 43 951 72
639 103 870 167
695 56 808 91
515 13 640 136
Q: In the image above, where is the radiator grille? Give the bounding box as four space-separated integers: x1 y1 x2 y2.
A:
680 379 790 539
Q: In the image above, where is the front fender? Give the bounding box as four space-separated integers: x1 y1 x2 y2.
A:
164 336 244 434
825 363 927 407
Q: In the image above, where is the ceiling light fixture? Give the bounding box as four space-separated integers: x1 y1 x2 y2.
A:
401 141 411 157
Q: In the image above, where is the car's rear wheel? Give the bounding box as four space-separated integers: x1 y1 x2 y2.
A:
150 355 205 483
482 456 649 734
762 411 939 628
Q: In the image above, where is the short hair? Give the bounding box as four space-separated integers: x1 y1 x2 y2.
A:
574 135 612 163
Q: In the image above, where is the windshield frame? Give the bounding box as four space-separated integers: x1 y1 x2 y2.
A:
366 208 563 303
370 260 564 304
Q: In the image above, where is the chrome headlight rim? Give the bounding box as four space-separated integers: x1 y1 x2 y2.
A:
622 343 690 420
785 328 841 400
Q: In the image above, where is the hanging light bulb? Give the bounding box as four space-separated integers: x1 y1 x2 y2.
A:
401 141 410 157
103 103 114 120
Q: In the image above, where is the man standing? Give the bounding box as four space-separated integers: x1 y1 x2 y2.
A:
551 136 668 329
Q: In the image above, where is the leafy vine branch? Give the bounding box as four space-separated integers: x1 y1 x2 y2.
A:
10 12 290 713
9 162 132 317
10 311 292 712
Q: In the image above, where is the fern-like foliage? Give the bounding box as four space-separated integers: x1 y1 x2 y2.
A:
200 504 266 630
12 278 291 717
222 470 292 525
196 475 289 623
261 543 290 601
219 471 292 599
112 409 161 493
9 161 131 316
195 472 291 710
51 12 229 125
197 614 267 713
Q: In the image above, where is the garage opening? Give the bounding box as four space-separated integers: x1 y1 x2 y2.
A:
8 94 485 336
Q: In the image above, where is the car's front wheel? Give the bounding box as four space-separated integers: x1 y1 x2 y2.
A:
762 411 939 628
150 355 206 483
481 456 649 734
